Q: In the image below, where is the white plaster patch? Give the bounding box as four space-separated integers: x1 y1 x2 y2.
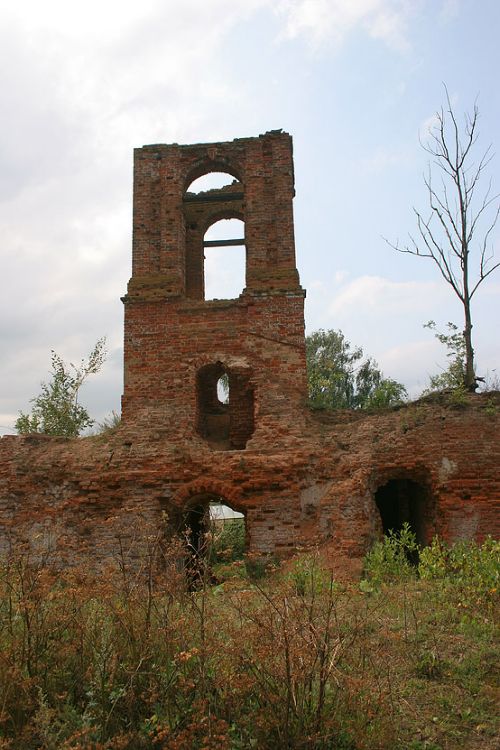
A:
438 456 457 483
300 483 330 514
448 510 480 540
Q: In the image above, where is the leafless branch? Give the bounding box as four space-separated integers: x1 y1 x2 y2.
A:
386 84 500 390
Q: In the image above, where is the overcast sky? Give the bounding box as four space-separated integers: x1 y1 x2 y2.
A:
1 0 499 434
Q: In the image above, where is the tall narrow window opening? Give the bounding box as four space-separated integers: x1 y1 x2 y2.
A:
196 363 254 450
204 218 245 300
183 170 245 300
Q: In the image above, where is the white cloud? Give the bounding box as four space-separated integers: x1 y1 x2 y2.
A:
328 275 444 316
440 0 460 22
362 146 413 173
276 0 415 51
334 270 350 284
377 339 442 395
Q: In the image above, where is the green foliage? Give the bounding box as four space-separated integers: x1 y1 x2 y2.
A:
362 377 408 409
364 528 499 610
423 321 467 393
419 536 499 607
285 552 332 596
208 518 246 564
363 523 419 585
412 646 444 681
483 396 499 416
306 328 407 410
243 554 277 580
16 338 107 438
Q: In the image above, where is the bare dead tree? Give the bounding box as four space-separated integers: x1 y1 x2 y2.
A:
387 86 500 391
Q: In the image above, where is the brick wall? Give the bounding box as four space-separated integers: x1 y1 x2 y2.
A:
0 132 498 572
0 396 498 570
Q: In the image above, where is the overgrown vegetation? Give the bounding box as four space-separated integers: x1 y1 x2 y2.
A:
422 321 500 398
306 329 407 410
423 321 467 395
207 517 246 567
0 532 497 749
16 338 107 437
95 410 122 436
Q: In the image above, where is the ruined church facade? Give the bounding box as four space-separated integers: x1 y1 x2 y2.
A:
0 132 498 570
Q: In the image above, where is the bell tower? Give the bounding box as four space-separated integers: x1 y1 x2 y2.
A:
121 131 307 449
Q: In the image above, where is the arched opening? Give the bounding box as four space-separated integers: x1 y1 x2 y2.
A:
374 478 433 547
217 373 229 404
184 163 242 194
183 170 245 300
178 493 247 584
187 171 239 193
196 362 230 447
196 362 254 450
204 218 245 300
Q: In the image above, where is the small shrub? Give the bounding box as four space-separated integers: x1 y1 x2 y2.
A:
483 397 498 416
418 536 448 579
363 523 419 585
96 410 121 435
208 518 245 564
413 646 444 680
419 536 499 607
244 554 277 580
285 551 332 596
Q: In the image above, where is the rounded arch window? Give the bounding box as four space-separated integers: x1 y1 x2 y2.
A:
196 362 254 450
186 171 241 194
183 169 246 301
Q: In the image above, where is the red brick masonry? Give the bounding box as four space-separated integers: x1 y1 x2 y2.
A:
1 132 498 569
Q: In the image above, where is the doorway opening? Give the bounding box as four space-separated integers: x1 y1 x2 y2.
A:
179 494 246 583
374 478 432 547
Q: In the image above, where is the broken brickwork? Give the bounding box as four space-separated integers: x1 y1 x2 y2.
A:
0 132 498 571
122 132 307 445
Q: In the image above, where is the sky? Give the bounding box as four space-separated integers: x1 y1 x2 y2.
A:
1 0 499 434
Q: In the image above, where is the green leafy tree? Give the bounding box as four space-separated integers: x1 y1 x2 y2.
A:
16 338 107 437
306 329 407 410
423 320 466 393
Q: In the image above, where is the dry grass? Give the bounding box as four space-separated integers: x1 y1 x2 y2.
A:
0 536 497 749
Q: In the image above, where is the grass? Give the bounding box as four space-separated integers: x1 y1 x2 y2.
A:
0 531 497 749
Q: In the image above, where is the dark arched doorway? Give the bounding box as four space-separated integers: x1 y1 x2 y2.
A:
178 494 247 581
374 478 433 546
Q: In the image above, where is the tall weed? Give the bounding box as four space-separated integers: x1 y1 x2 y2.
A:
419 535 499 607
363 523 419 585
0 534 497 748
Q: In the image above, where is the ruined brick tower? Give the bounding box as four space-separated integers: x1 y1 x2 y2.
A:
1 130 497 571
121 131 308 448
